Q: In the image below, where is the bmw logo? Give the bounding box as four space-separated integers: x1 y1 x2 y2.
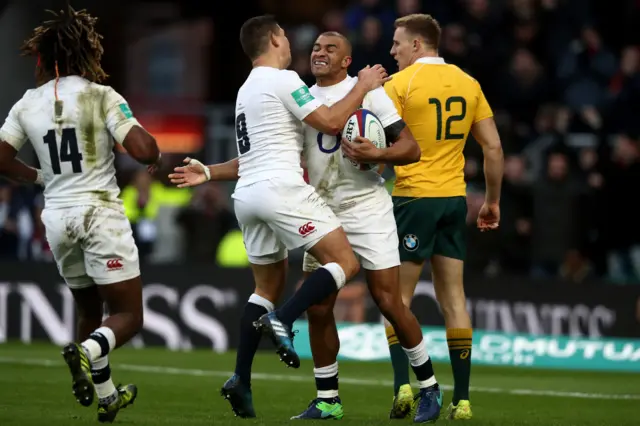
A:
403 234 419 251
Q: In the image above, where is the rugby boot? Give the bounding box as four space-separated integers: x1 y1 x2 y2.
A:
446 400 472 420
291 397 344 420
61 342 95 407
413 385 443 423
254 312 300 368
97 383 138 423
220 374 256 418
389 384 414 419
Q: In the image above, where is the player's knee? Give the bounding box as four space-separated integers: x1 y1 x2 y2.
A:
338 254 360 281
370 288 399 319
438 296 469 320
400 293 413 308
77 310 102 330
129 309 144 334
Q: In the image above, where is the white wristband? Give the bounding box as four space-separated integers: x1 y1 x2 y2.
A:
35 168 44 186
189 158 211 181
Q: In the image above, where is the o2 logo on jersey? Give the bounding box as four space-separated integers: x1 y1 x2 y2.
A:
317 132 341 154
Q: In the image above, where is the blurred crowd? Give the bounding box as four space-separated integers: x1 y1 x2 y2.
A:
1 0 640 284
288 0 640 284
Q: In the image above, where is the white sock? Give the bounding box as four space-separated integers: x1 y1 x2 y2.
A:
314 362 339 399
321 263 346 290
403 340 438 388
248 293 275 312
92 356 117 401
81 326 117 362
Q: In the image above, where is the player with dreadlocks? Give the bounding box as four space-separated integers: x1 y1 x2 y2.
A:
0 6 161 422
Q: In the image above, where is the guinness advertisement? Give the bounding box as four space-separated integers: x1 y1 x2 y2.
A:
0 263 639 349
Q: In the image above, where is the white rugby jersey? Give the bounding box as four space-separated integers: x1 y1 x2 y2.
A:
0 76 141 210
303 76 402 211
234 67 323 188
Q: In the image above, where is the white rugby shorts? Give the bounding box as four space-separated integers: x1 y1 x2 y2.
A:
41 205 140 289
303 197 400 272
233 177 341 265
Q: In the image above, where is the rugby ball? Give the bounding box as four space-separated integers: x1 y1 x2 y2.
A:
342 109 387 171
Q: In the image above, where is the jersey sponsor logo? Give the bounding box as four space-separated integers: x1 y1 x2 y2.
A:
403 234 419 251
119 103 133 119
291 86 315 108
106 258 124 270
298 221 316 237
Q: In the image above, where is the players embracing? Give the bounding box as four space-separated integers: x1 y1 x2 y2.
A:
293 31 444 422
170 16 445 423
170 12 504 424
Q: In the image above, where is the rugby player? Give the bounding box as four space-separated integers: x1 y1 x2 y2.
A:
0 6 161 423
289 31 442 423
345 14 504 420
170 15 389 418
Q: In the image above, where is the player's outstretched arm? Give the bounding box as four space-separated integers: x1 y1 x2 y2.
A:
303 65 391 135
0 142 43 185
169 157 239 188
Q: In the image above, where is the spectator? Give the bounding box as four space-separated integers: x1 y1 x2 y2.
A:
344 0 395 40
531 149 584 277
500 49 550 139
350 16 395 73
601 133 640 283
558 26 617 128
440 24 474 73
609 46 640 133
121 169 191 261
0 183 18 259
499 155 533 274
176 183 236 263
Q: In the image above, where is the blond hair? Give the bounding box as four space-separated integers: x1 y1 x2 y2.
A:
394 14 441 50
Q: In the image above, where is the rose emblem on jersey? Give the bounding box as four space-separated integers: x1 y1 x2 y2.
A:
403 234 419 251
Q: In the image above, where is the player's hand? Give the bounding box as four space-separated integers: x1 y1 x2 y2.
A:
147 153 163 175
357 65 391 91
477 202 500 232
168 157 210 188
341 136 383 163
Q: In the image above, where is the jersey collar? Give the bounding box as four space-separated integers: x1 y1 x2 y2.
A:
415 57 446 65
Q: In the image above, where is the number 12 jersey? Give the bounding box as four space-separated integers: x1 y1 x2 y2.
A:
384 57 493 198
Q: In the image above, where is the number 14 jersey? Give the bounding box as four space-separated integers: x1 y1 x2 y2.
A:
0 76 141 209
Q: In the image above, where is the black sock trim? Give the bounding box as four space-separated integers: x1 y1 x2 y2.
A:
315 375 339 392
89 332 110 357
91 365 111 384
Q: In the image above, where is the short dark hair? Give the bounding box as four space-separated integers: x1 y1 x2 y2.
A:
240 15 280 61
22 6 107 83
394 14 441 50
318 31 352 56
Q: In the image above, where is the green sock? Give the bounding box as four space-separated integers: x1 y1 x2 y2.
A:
447 328 473 404
386 326 410 394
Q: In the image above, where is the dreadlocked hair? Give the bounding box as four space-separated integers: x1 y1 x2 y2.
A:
21 6 108 87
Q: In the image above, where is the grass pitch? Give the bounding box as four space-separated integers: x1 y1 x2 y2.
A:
0 342 638 425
